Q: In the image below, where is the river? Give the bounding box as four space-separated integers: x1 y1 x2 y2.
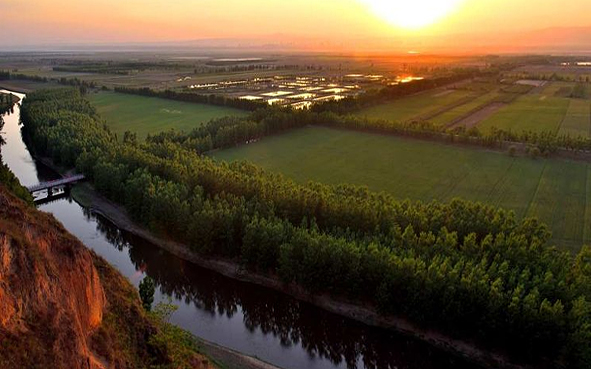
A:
0 89 479 369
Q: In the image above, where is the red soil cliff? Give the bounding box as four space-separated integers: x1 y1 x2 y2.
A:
0 186 106 368
0 186 214 369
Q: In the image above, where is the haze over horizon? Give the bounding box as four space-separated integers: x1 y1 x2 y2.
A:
1 0 591 54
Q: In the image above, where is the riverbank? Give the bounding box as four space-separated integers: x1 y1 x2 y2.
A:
195 338 282 369
50 187 285 369
68 180 529 369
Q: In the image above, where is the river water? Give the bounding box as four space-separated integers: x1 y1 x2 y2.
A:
0 89 479 369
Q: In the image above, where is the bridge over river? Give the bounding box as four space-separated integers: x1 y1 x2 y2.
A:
26 174 86 201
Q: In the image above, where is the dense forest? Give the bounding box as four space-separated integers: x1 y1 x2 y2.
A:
19 87 591 368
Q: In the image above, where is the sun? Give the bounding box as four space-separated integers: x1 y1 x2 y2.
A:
362 0 463 29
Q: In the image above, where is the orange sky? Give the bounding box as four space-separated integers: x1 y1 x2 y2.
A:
1 0 591 52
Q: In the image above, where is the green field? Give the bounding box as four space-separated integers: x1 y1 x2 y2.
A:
89 92 247 139
586 168 591 243
475 82 591 135
478 93 570 133
355 89 474 122
559 99 590 137
214 126 591 252
429 91 501 126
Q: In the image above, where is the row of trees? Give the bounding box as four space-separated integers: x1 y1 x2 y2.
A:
310 69 482 114
114 86 267 111
20 88 591 367
145 105 591 157
110 68 591 155
113 69 480 115
0 70 97 92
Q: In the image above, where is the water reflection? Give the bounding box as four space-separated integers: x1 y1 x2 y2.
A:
94 212 478 369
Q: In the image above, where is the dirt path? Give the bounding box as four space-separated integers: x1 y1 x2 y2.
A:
450 102 506 129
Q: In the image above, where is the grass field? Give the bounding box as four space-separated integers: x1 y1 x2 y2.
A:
585 168 591 243
477 93 570 133
474 82 591 136
214 126 591 252
559 99 591 137
429 91 501 126
355 89 475 122
89 91 247 139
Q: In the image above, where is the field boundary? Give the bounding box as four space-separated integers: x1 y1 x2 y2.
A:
524 162 548 219
485 158 516 204
438 167 473 201
584 165 591 243
588 100 591 138
354 78 476 119
412 92 482 122
447 101 507 129
556 99 571 135
445 87 533 129
555 98 571 135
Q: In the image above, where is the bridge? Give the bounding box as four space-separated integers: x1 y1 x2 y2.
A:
26 174 86 197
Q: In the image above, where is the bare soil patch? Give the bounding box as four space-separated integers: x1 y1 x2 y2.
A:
450 102 506 129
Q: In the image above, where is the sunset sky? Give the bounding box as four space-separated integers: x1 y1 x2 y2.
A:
1 0 591 52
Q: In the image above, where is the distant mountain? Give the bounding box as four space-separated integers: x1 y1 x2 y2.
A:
2 27 591 55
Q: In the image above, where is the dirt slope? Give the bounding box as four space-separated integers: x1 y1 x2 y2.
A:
0 185 106 368
0 185 216 369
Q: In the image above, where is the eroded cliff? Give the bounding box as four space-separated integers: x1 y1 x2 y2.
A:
0 185 214 369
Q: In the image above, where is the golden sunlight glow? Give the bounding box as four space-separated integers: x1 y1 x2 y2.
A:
362 0 463 29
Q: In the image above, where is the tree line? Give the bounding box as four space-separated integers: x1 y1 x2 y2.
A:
144 106 591 157
119 69 591 155
310 69 481 114
0 70 97 92
112 69 479 115
114 86 267 111
20 88 591 368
